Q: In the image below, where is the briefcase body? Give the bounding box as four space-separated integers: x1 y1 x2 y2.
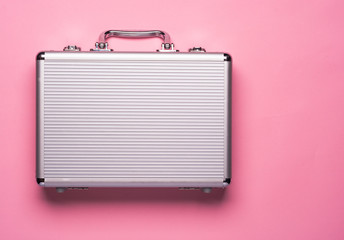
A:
36 30 231 192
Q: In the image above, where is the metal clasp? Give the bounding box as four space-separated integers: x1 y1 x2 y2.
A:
63 45 81 51
189 47 206 52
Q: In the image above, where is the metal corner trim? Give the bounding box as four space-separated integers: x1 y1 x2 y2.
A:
36 52 45 60
224 53 232 61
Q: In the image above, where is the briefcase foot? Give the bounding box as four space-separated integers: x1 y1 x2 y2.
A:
201 188 212 193
56 187 67 193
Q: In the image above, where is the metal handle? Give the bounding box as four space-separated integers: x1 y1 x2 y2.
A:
95 30 175 51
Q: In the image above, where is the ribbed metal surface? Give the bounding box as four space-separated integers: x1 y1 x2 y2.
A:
42 54 227 183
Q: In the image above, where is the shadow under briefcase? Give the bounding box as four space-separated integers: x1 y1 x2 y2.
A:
36 29 231 193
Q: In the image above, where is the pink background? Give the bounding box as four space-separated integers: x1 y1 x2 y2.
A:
1 0 344 239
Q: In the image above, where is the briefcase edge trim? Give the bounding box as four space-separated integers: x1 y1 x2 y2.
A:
35 51 232 188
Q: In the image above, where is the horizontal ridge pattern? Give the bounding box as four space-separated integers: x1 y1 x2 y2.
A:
43 58 226 181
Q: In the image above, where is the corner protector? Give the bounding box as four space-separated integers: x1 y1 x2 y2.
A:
36 52 45 60
36 178 45 185
224 178 231 185
224 53 232 62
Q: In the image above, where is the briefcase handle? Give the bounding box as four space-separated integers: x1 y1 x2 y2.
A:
93 30 176 52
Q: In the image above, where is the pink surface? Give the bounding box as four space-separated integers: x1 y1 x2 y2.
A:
1 0 344 239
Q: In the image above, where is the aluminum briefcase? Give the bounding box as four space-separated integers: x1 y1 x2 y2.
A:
36 30 231 193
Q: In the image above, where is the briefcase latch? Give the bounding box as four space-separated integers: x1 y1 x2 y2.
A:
63 45 81 51
189 47 206 52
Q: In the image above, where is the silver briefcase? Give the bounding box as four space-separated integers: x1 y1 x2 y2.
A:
36 30 231 193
